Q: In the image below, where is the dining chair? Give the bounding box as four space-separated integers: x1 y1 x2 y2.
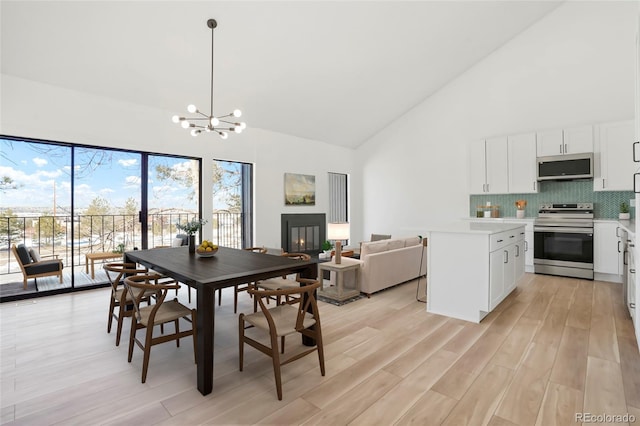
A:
124 274 197 383
228 247 268 313
153 235 192 303
104 262 152 346
256 253 311 307
239 278 324 400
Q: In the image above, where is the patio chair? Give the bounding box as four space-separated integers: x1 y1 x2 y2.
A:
11 244 63 290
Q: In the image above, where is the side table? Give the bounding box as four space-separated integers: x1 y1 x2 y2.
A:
318 257 363 302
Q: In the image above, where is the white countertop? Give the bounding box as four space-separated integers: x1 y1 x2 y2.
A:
427 221 526 235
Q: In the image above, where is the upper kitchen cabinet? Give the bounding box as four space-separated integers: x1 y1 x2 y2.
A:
468 137 508 194
594 120 635 191
508 133 538 193
563 125 594 154
536 126 593 157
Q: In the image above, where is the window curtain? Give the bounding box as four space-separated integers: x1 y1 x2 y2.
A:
328 172 348 223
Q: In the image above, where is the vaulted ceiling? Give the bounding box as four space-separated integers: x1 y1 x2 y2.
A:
1 1 562 148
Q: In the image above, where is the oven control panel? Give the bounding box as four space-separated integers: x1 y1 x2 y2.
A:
539 203 593 211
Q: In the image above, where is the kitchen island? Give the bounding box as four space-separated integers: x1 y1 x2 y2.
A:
425 221 526 323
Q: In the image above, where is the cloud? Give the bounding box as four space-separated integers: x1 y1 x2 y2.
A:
32 157 48 167
124 176 141 189
118 159 138 167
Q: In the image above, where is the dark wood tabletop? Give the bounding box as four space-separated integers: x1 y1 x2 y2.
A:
124 246 318 396
125 246 317 289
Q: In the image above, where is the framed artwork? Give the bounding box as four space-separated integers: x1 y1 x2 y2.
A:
284 173 315 205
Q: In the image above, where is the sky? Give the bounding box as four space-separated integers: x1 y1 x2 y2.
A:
0 139 201 212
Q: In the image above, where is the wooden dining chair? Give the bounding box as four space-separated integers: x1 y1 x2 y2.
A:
124 274 197 383
104 262 152 346
239 279 324 400
229 247 268 313
256 253 311 307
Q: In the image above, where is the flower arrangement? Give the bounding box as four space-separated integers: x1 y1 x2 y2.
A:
176 218 208 236
515 200 527 210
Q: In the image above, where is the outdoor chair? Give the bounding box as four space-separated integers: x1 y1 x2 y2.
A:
11 243 63 290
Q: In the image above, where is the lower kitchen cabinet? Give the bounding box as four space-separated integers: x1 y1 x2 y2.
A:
427 222 525 323
594 221 623 280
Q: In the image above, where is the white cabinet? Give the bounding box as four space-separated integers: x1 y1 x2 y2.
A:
536 129 564 157
514 232 526 282
468 137 508 194
627 237 636 321
594 120 635 191
508 133 538 193
564 125 594 154
594 221 622 276
427 223 525 323
536 126 593 157
489 249 506 311
489 228 524 311
502 220 534 272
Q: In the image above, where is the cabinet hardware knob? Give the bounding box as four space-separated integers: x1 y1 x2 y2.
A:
631 303 636 309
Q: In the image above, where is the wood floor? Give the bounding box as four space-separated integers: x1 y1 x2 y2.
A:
1 273 639 425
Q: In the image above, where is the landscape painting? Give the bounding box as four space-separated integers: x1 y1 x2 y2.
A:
284 173 315 205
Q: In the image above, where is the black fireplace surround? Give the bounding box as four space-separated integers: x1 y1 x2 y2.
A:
281 213 326 255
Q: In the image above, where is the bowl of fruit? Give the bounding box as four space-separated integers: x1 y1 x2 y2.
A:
196 240 219 257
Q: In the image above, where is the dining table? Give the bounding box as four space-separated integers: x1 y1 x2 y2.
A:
124 246 319 396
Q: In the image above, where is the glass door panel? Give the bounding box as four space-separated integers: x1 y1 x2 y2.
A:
147 155 200 248
0 139 71 293
73 148 141 287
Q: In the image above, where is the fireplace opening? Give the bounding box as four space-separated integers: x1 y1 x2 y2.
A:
281 213 326 255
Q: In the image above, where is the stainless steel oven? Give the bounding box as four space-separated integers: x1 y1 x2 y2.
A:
534 203 594 280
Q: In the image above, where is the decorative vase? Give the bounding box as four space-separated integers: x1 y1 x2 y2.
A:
188 235 196 253
619 212 631 220
516 210 525 219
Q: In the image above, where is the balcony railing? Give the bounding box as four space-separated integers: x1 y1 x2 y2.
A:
0 212 243 276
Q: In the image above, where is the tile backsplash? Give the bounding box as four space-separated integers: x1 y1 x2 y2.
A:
469 180 634 219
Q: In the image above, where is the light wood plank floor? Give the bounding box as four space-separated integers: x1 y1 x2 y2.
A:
1 273 639 425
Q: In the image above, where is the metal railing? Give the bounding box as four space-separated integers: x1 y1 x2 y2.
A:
0 212 243 276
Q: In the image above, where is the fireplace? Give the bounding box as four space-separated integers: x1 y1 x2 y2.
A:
281 213 326 255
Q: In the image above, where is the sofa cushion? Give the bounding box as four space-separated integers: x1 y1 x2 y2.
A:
16 244 32 265
387 239 404 251
403 236 420 247
361 240 389 257
25 259 62 274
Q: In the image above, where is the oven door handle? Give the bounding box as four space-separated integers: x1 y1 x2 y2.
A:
534 226 594 234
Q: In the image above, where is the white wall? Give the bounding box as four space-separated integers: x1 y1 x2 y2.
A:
356 1 636 239
1 74 356 249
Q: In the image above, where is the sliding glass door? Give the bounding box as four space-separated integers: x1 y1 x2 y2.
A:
147 155 200 248
0 137 201 300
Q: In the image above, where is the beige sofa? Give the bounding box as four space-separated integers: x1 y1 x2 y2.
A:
359 236 427 296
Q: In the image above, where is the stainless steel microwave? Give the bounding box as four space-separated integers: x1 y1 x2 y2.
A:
536 152 593 181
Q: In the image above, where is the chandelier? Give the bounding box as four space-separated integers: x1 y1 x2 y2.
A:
172 19 246 138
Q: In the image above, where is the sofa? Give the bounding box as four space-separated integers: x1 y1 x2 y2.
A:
359 236 427 296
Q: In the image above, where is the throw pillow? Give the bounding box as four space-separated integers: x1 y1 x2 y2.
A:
28 248 42 262
171 237 184 248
